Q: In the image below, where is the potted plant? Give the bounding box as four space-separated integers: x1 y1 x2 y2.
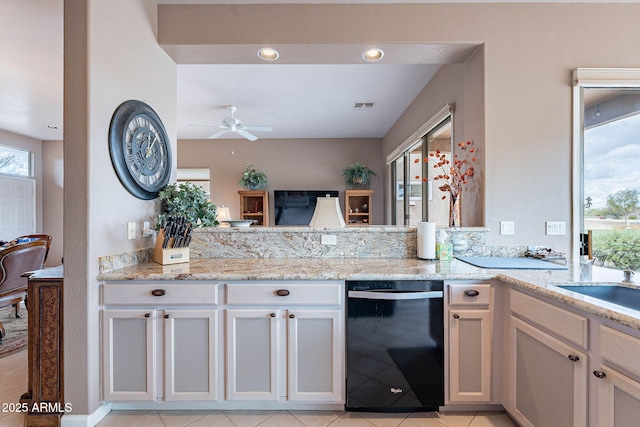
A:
155 182 219 229
239 163 268 190
342 162 378 189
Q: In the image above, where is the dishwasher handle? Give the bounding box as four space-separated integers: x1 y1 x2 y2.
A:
348 290 443 300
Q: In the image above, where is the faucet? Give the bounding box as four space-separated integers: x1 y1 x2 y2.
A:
623 268 635 284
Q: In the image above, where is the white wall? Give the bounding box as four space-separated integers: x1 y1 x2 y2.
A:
42 140 63 266
64 0 176 416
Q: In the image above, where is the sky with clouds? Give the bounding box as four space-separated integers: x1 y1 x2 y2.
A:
584 113 640 209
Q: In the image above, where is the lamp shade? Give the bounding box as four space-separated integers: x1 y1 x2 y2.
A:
217 206 231 222
309 196 346 228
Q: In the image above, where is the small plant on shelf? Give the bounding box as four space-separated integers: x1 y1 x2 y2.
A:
342 162 378 189
239 163 268 190
155 182 218 229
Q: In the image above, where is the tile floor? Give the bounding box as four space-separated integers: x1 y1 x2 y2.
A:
0 349 518 427
95 409 517 427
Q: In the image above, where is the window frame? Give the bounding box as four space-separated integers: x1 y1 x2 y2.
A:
0 144 33 178
572 68 640 262
386 103 454 225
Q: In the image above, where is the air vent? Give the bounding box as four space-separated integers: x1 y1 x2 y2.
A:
353 102 375 110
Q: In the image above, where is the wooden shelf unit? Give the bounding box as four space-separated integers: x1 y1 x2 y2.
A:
345 189 373 225
238 190 269 226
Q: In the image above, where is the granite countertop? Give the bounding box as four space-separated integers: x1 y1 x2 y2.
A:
97 257 640 331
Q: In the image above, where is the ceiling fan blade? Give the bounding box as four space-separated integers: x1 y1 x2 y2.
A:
208 129 229 139
242 125 272 132
236 129 258 141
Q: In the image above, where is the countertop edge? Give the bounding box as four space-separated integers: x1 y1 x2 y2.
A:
97 258 640 331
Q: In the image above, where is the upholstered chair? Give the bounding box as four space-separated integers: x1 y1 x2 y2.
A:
0 240 48 342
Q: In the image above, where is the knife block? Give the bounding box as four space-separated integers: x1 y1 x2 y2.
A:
152 228 190 265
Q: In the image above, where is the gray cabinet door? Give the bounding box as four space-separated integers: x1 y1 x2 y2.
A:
596 365 640 427
164 309 218 401
287 309 343 402
226 309 279 400
449 309 492 402
510 316 587 427
102 309 156 401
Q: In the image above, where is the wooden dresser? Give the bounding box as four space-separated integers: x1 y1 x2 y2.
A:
20 266 64 427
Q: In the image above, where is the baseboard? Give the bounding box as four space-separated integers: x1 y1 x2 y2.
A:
61 402 111 427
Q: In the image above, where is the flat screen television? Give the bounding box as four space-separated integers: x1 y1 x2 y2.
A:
274 190 339 225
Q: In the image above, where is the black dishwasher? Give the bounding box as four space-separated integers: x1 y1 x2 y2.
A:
346 280 444 412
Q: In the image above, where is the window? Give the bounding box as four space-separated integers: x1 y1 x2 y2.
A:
0 145 32 177
387 104 453 226
574 69 640 271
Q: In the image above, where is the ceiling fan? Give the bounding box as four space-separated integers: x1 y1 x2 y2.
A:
194 105 272 141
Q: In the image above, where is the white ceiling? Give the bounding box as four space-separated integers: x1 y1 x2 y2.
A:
178 64 441 139
2 0 638 142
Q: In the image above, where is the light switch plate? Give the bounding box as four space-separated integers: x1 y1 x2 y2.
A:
500 221 515 235
127 222 136 240
546 221 566 235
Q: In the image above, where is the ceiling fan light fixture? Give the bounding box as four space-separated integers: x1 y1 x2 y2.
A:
258 47 279 61
362 48 384 62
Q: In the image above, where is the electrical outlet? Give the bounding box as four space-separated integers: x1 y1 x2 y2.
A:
321 234 337 245
127 222 136 240
500 221 515 235
546 221 566 235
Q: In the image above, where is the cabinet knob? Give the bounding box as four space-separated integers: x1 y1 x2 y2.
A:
289 314 295 319
593 370 607 379
151 289 166 297
276 289 290 297
452 314 460 319
144 313 151 318
269 312 276 317
164 314 170 319
464 289 480 297
567 354 580 362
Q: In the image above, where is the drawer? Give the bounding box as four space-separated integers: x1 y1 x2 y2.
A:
449 284 491 305
103 283 218 306
226 282 342 306
511 289 588 349
600 325 640 378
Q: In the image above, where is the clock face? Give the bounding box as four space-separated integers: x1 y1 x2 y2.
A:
109 100 172 200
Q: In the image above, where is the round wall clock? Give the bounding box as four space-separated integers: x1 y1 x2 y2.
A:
108 100 172 200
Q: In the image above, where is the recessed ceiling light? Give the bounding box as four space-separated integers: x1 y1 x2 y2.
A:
257 47 279 61
362 48 384 62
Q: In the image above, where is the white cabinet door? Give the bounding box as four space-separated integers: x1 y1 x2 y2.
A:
449 309 492 402
164 309 218 401
102 309 156 401
287 309 343 402
226 309 279 400
510 316 587 427
596 365 640 427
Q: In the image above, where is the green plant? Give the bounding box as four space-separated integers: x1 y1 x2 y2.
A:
592 229 640 270
239 163 268 190
155 182 218 229
342 162 378 188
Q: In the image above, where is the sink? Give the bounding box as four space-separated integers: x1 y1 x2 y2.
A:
555 283 640 311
